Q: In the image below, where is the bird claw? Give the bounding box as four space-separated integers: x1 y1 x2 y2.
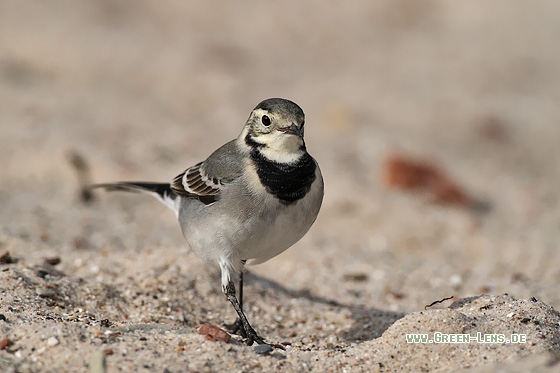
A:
244 327 285 350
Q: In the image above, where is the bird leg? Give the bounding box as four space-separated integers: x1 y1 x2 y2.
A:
224 280 284 349
226 270 245 337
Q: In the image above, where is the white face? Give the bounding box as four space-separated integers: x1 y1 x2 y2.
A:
241 108 305 164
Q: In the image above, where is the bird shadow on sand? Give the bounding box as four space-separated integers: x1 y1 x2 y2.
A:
246 272 406 343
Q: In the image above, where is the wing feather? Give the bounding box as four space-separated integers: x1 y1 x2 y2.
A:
171 162 222 204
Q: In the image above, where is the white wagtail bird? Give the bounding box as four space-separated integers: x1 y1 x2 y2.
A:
89 98 324 349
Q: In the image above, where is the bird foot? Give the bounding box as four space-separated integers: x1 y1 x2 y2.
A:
243 325 285 350
226 318 284 350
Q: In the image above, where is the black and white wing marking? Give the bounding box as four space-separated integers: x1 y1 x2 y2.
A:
171 162 222 205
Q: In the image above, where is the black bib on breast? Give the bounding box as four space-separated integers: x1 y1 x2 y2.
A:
249 147 317 205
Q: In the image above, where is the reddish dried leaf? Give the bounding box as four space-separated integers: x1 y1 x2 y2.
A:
382 155 473 208
382 156 440 189
198 323 230 343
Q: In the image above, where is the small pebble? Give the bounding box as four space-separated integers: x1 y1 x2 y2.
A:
342 272 369 282
36 346 47 354
254 344 273 355
47 336 59 346
36 269 50 279
0 314 7 321
100 319 110 328
43 257 61 266
36 288 56 298
0 338 10 350
0 252 17 264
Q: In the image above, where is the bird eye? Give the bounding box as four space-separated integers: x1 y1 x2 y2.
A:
261 115 271 126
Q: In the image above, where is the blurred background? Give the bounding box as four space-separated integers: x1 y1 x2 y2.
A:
1 0 559 316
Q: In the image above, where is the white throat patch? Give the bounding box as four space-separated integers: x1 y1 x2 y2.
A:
252 132 304 164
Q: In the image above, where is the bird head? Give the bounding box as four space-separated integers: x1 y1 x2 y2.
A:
241 98 307 164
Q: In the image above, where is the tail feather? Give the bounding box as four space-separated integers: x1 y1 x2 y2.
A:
89 182 180 217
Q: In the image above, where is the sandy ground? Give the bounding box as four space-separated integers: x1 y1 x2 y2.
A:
1 1 560 372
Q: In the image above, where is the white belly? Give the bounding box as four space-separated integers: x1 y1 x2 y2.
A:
178 166 323 267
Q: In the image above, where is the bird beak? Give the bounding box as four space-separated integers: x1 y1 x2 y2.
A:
279 123 304 138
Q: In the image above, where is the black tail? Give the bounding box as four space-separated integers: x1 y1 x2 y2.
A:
89 182 180 216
